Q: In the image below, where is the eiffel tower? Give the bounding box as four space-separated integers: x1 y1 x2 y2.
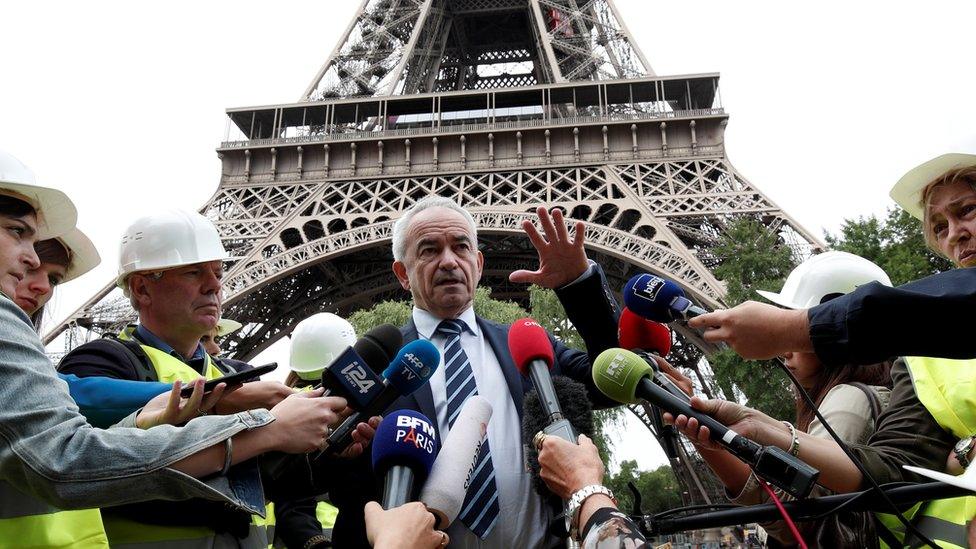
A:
49 0 821 506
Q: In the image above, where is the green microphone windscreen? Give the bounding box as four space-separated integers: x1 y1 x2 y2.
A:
592 348 653 404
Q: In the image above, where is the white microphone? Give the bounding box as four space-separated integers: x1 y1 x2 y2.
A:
420 395 492 528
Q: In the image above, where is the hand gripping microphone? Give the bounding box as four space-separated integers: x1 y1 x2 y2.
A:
592 348 819 498
372 409 439 509
508 318 577 445
623 273 707 323
523 376 594 496
318 339 440 457
420 395 492 528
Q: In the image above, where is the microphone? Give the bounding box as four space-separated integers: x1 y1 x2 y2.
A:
420 395 492 528
618 306 672 356
372 409 439 509
623 273 707 322
522 376 594 496
592 348 819 498
508 318 577 445
318 339 440 457
317 324 404 410
265 324 403 481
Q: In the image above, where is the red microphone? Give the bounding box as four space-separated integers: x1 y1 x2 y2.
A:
619 307 672 356
508 318 577 444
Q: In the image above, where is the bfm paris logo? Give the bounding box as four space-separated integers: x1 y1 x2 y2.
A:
395 414 436 453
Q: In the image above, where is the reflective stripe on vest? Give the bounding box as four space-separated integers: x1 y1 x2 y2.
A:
0 481 108 548
105 329 269 548
876 356 976 548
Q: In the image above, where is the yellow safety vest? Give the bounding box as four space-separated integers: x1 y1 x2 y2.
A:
103 329 270 549
0 481 108 548
877 356 976 549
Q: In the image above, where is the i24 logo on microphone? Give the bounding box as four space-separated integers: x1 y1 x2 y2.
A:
395 414 436 453
340 362 376 394
632 274 665 302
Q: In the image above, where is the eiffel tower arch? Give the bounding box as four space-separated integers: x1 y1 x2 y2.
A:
49 0 822 506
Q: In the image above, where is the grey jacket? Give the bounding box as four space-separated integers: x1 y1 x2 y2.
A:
0 294 271 514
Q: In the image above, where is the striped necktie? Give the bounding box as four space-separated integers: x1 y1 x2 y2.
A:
436 319 500 539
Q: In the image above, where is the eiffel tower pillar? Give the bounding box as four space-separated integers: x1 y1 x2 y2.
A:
49 0 823 507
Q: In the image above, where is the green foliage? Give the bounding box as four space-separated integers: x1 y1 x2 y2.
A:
825 206 953 285
472 287 528 324
605 461 683 515
712 216 797 304
709 216 798 420
348 300 412 336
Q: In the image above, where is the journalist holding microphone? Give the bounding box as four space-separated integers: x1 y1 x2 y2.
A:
0 149 351 548
671 154 976 547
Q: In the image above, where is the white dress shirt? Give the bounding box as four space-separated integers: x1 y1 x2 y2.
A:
413 306 548 549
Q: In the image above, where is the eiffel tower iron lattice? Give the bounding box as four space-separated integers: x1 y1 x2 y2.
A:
47 0 823 507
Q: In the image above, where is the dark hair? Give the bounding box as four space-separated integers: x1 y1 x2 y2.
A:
794 360 893 433
0 195 35 218
26 239 71 330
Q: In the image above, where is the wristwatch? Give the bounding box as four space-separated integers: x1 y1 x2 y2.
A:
954 435 976 468
566 484 616 542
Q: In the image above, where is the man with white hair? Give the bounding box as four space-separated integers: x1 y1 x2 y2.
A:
332 197 622 548
60 209 374 548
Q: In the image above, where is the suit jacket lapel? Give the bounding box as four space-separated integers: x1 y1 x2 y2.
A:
402 319 437 422
477 316 525 417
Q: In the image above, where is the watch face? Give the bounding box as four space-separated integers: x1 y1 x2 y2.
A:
955 437 974 454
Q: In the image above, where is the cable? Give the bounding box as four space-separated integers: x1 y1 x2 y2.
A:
773 358 938 548
653 503 739 518
759 477 808 549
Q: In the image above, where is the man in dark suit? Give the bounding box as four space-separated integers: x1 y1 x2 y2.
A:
333 197 620 548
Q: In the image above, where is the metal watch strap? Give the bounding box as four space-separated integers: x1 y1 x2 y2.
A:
567 484 616 541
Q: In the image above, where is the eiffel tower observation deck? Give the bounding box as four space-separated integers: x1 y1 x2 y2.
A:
48 0 822 505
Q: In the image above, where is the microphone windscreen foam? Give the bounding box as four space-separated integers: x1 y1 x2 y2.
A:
618 307 672 356
356 324 404 374
371 409 439 482
522 376 594 496
623 273 685 323
382 339 439 395
592 348 653 404
508 318 555 375
420 395 492 528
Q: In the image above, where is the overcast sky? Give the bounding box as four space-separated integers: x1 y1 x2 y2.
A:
2 1 974 471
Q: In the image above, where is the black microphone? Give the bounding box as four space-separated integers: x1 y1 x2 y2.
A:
523 376 595 496
317 339 440 458
371 410 439 509
318 324 403 404
593 348 819 499
509 318 577 445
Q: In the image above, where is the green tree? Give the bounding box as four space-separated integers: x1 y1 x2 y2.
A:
708 216 798 420
605 461 683 515
826 206 952 285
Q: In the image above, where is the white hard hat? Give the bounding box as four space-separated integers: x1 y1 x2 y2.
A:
0 149 77 240
117 208 234 289
756 251 892 310
215 318 243 337
57 228 101 283
890 153 976 220
289 313 357 381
